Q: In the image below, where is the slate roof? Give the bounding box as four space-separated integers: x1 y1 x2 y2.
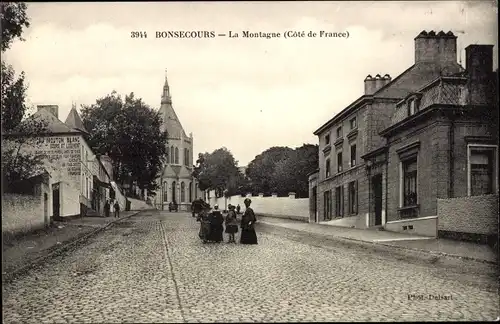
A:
65 107 89 134
158 72 189 139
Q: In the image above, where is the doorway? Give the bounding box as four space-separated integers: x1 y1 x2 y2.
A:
52 185 60 221
312 186 317 222
372 174 383 226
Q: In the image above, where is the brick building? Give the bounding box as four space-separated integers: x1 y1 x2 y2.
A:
310 31 498 242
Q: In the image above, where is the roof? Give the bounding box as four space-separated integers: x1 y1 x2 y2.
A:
65 107 89 134
313 61 464 135
158 71 189 139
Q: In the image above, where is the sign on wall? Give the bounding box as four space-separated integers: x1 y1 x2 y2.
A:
34 136 81 176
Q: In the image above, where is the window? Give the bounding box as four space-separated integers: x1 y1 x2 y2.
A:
175 147 179 164
402 158 418 206
325 134 330 145
181 182 185 202
187 149 190 166
325 159 331 178
348 181 358 214
163 182 168 202
170 146 174 164
184 148 187 165
171 181 176 202
335 186 344 217
336 126 342 138
166 150 169 165
469 147 496 196
408 99 418 116
350 117 357 130
324 190 332 220
350 144 357 167
337 152 343 172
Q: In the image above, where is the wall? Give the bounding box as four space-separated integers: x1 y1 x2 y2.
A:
2 193 47 236
206 192 309 221
438 194 498 235
385 216 438 237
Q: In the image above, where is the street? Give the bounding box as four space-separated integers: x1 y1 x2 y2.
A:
2 210 498 323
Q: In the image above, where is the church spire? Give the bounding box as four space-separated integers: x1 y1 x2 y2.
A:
162 68 172 104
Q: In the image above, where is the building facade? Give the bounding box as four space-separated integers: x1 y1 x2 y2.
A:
153 70 202 211
310 31 498 241
4 105 120 220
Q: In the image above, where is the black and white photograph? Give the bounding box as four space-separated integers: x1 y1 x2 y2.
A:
1 1 498 322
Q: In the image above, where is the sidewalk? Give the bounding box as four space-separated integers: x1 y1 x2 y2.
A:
2 210 140 280
257 215 497 264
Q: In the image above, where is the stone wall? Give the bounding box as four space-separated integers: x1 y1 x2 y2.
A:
207 194 309 221
438 194 498 235
2 193 47 236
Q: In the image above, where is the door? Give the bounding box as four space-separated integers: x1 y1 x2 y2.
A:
372 174 383 226
323 191 332 221
52 187 60 220
44 193 49 226
312 186 318 222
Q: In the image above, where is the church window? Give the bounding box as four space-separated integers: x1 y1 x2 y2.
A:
184 148 187 165
171 181 176 202
187 149 190 166
165 150 169 165
175 147 179 164
181 182 185 203
170 146 174 164
163 182 168 202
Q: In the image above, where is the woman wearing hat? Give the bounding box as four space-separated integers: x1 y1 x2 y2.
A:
208 204 224 243
240 198 258 244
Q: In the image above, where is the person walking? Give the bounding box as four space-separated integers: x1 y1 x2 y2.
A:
225 205 238 243
240 198 258 244
113 200 120 218
104 200 110 217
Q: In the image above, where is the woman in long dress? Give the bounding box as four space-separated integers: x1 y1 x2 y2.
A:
240 198 258 244
208 204 224 243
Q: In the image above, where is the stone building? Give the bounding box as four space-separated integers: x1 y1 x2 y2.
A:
310 31 498 242
154 70 202 211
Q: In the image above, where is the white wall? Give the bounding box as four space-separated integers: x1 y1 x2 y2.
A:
206 190 309 220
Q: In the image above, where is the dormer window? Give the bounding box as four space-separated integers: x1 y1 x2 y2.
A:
350 117 357 130
325 134 330 145
408 99 418 116
336 126 343 138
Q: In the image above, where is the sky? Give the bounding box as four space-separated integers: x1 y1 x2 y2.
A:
4 1 498 166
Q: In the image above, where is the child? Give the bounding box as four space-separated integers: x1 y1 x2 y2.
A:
225 205 238 243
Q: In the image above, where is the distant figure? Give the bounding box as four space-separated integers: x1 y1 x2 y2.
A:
240 198 257 244
104 200 111 218
225 205 238 243
114 200 120 218
236 204 241 214
208 204 224 243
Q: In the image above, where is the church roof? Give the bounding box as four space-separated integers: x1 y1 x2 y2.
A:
158 70 189 139
64 106 89 134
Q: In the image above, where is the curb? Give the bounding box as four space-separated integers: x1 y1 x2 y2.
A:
2 211 141 284
257 221 497 266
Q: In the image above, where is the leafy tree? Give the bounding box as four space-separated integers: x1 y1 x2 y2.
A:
80 91 168 193
246 146 294 195
1 2 30 52
1 2 49 189
192 147 242 197
270 144 319 197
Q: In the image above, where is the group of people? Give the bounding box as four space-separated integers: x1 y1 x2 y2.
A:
194 198 258 245
103 199 121 218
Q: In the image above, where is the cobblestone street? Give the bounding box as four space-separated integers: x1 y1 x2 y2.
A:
2 210 498 323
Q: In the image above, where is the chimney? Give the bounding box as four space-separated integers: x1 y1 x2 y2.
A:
414 30 457 64
37 105 59 119
465 44 495 105
364 74 392 95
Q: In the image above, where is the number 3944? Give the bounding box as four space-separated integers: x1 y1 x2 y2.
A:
131 31 147 38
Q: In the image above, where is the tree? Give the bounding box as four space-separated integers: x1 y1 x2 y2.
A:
246 146 294 195
270 144 319 197
1 2 30 52
192 147 242 197
1 2 49 189
80 91 168 193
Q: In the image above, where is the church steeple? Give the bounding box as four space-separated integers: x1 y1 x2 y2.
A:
161 68 172 104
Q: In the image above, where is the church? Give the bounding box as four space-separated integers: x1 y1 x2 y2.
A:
153 70 202 211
